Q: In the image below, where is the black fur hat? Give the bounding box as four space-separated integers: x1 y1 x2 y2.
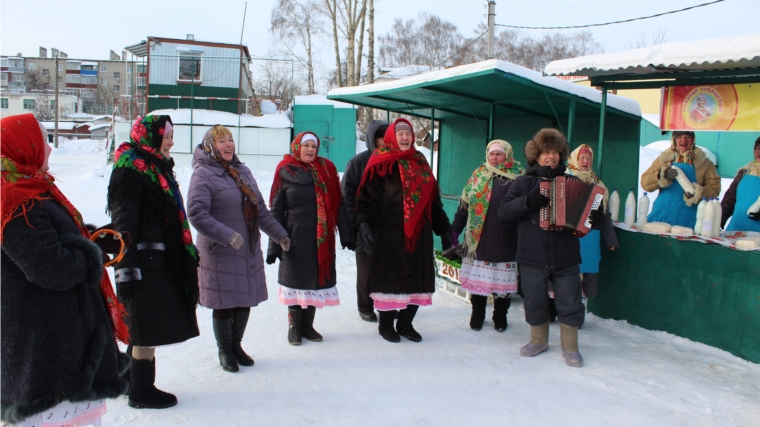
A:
524 128 569 166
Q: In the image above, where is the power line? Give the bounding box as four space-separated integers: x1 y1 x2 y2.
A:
502 0 600 24
495 0 725 30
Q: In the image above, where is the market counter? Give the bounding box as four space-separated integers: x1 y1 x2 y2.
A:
591 227 760 363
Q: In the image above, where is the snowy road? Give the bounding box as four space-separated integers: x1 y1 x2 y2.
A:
49 147 760 427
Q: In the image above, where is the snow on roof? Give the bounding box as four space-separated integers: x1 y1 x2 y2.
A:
642 114 660 127
292 95 356 109
65 112 97 119
148 109 292 128
329 59 641 116
40 122 76 130
545 33 760 76
88 124 111 131
91 115 113 121
81 61 98 66
76 122 94 128
377 65 442 80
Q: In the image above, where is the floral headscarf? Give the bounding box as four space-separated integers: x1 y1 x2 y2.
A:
460 139 524 257
201 126 259 249
2 113 129 343
567 144 609 211
270 132 342 286
358 118 437 253
110 115 198 301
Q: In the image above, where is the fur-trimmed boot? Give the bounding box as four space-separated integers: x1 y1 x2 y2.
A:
492 297 511 332
378 310 400 342
396 305 422 342
128 358 178 409
288 306 302 346
301 306 323 342
519 321 549 357
560 323 584 367
213 317 239 373
232 309 254 366
469 295 487 331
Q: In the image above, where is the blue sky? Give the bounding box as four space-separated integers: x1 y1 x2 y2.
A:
2 0 757 72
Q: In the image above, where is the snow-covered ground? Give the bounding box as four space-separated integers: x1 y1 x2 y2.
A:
47 142 759 427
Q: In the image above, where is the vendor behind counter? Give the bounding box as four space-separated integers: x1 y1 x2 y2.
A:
720 136 760 232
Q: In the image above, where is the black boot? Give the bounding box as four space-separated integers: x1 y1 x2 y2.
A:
469 295 487 331
301 306 323 342
378 310 400 342
288 306 302 345
213 317 239 373
120 345 132 388
492 297 512 332
128 358 178 409
232 308 254 366
397 305 422 342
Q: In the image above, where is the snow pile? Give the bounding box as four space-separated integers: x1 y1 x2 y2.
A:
82 163 112 181
52 138 107 155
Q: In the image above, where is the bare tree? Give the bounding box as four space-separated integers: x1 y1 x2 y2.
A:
32 90 65 121
254 55 306 107
25 69 45 91
318 0 367 87
378 13 466 69
366 0 376 84
271 0 323 94
627 29 672 49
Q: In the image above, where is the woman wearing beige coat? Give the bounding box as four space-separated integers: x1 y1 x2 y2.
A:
640 131 721 229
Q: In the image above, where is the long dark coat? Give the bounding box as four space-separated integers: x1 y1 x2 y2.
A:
267 164 353 290
356 165 451 295
451 176 518 263
108 164 200 347
1 201 129 424
188 146 288 309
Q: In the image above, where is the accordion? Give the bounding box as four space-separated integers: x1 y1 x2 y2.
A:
539 176 606 237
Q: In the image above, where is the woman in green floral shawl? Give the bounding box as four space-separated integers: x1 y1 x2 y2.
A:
450 139 524 332
107 115 200 410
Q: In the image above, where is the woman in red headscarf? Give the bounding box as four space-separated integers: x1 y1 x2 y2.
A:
267 132 353 345
356 118 452 343
1 114 129 426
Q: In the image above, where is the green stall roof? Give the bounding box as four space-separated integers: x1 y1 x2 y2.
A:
326 60 641 122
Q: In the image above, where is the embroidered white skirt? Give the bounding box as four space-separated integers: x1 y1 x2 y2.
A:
459 259 518 297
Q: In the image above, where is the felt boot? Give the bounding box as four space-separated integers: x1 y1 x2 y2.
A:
301 306 323 342
213 317 239 373
469 295 487 331
128 358 178 409
520 321 549 357
396 305 422 342
492 297 511 332
378 310 400 342
560 322 584 367
288 306 302 345
232 309 254 366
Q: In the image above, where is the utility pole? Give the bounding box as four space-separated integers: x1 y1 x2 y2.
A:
54 57 59 147
487 1 496 60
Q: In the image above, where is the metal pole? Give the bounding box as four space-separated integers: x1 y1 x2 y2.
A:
488 103 495 141
386 110 390 122
54 57 59 148
487 1 496 60
190 57 195 148
430 108 437 177
596 90 607 178
567 100 576 148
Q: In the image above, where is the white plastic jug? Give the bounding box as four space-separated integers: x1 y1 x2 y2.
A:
609 189 620 222
748 195 760 215
636 193 650 228
624 189 636 226
701 199 715 238
694 198 707 235
711 199 722 238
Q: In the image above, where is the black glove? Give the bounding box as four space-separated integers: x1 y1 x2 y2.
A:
266 254 279 265
526 193 550 209
343 241 357 251
588 207 604 229
441 244 462 261
749 211 760 221
88 223 132 254
663 168 678 180
440 231 453 251
358 223 375 255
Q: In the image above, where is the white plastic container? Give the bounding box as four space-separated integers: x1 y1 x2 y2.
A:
694 198 707 235
748 195 760 215
711 199 722 238
636 193 650 228
609 189 620 222
624 189 636 226
701 199 715 238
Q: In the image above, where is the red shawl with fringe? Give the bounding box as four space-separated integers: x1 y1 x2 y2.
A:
270 132 342 286
1 114 129 344
358 118 436 252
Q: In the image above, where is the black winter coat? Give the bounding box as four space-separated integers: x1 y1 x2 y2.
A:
356 164 451 295
452 176 518 263
108 165 200 347
341 120 386 253
267 164 353 290
498 163 582 270
1 200 129 424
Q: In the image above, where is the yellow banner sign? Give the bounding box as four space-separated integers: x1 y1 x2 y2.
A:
661 84 760 131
